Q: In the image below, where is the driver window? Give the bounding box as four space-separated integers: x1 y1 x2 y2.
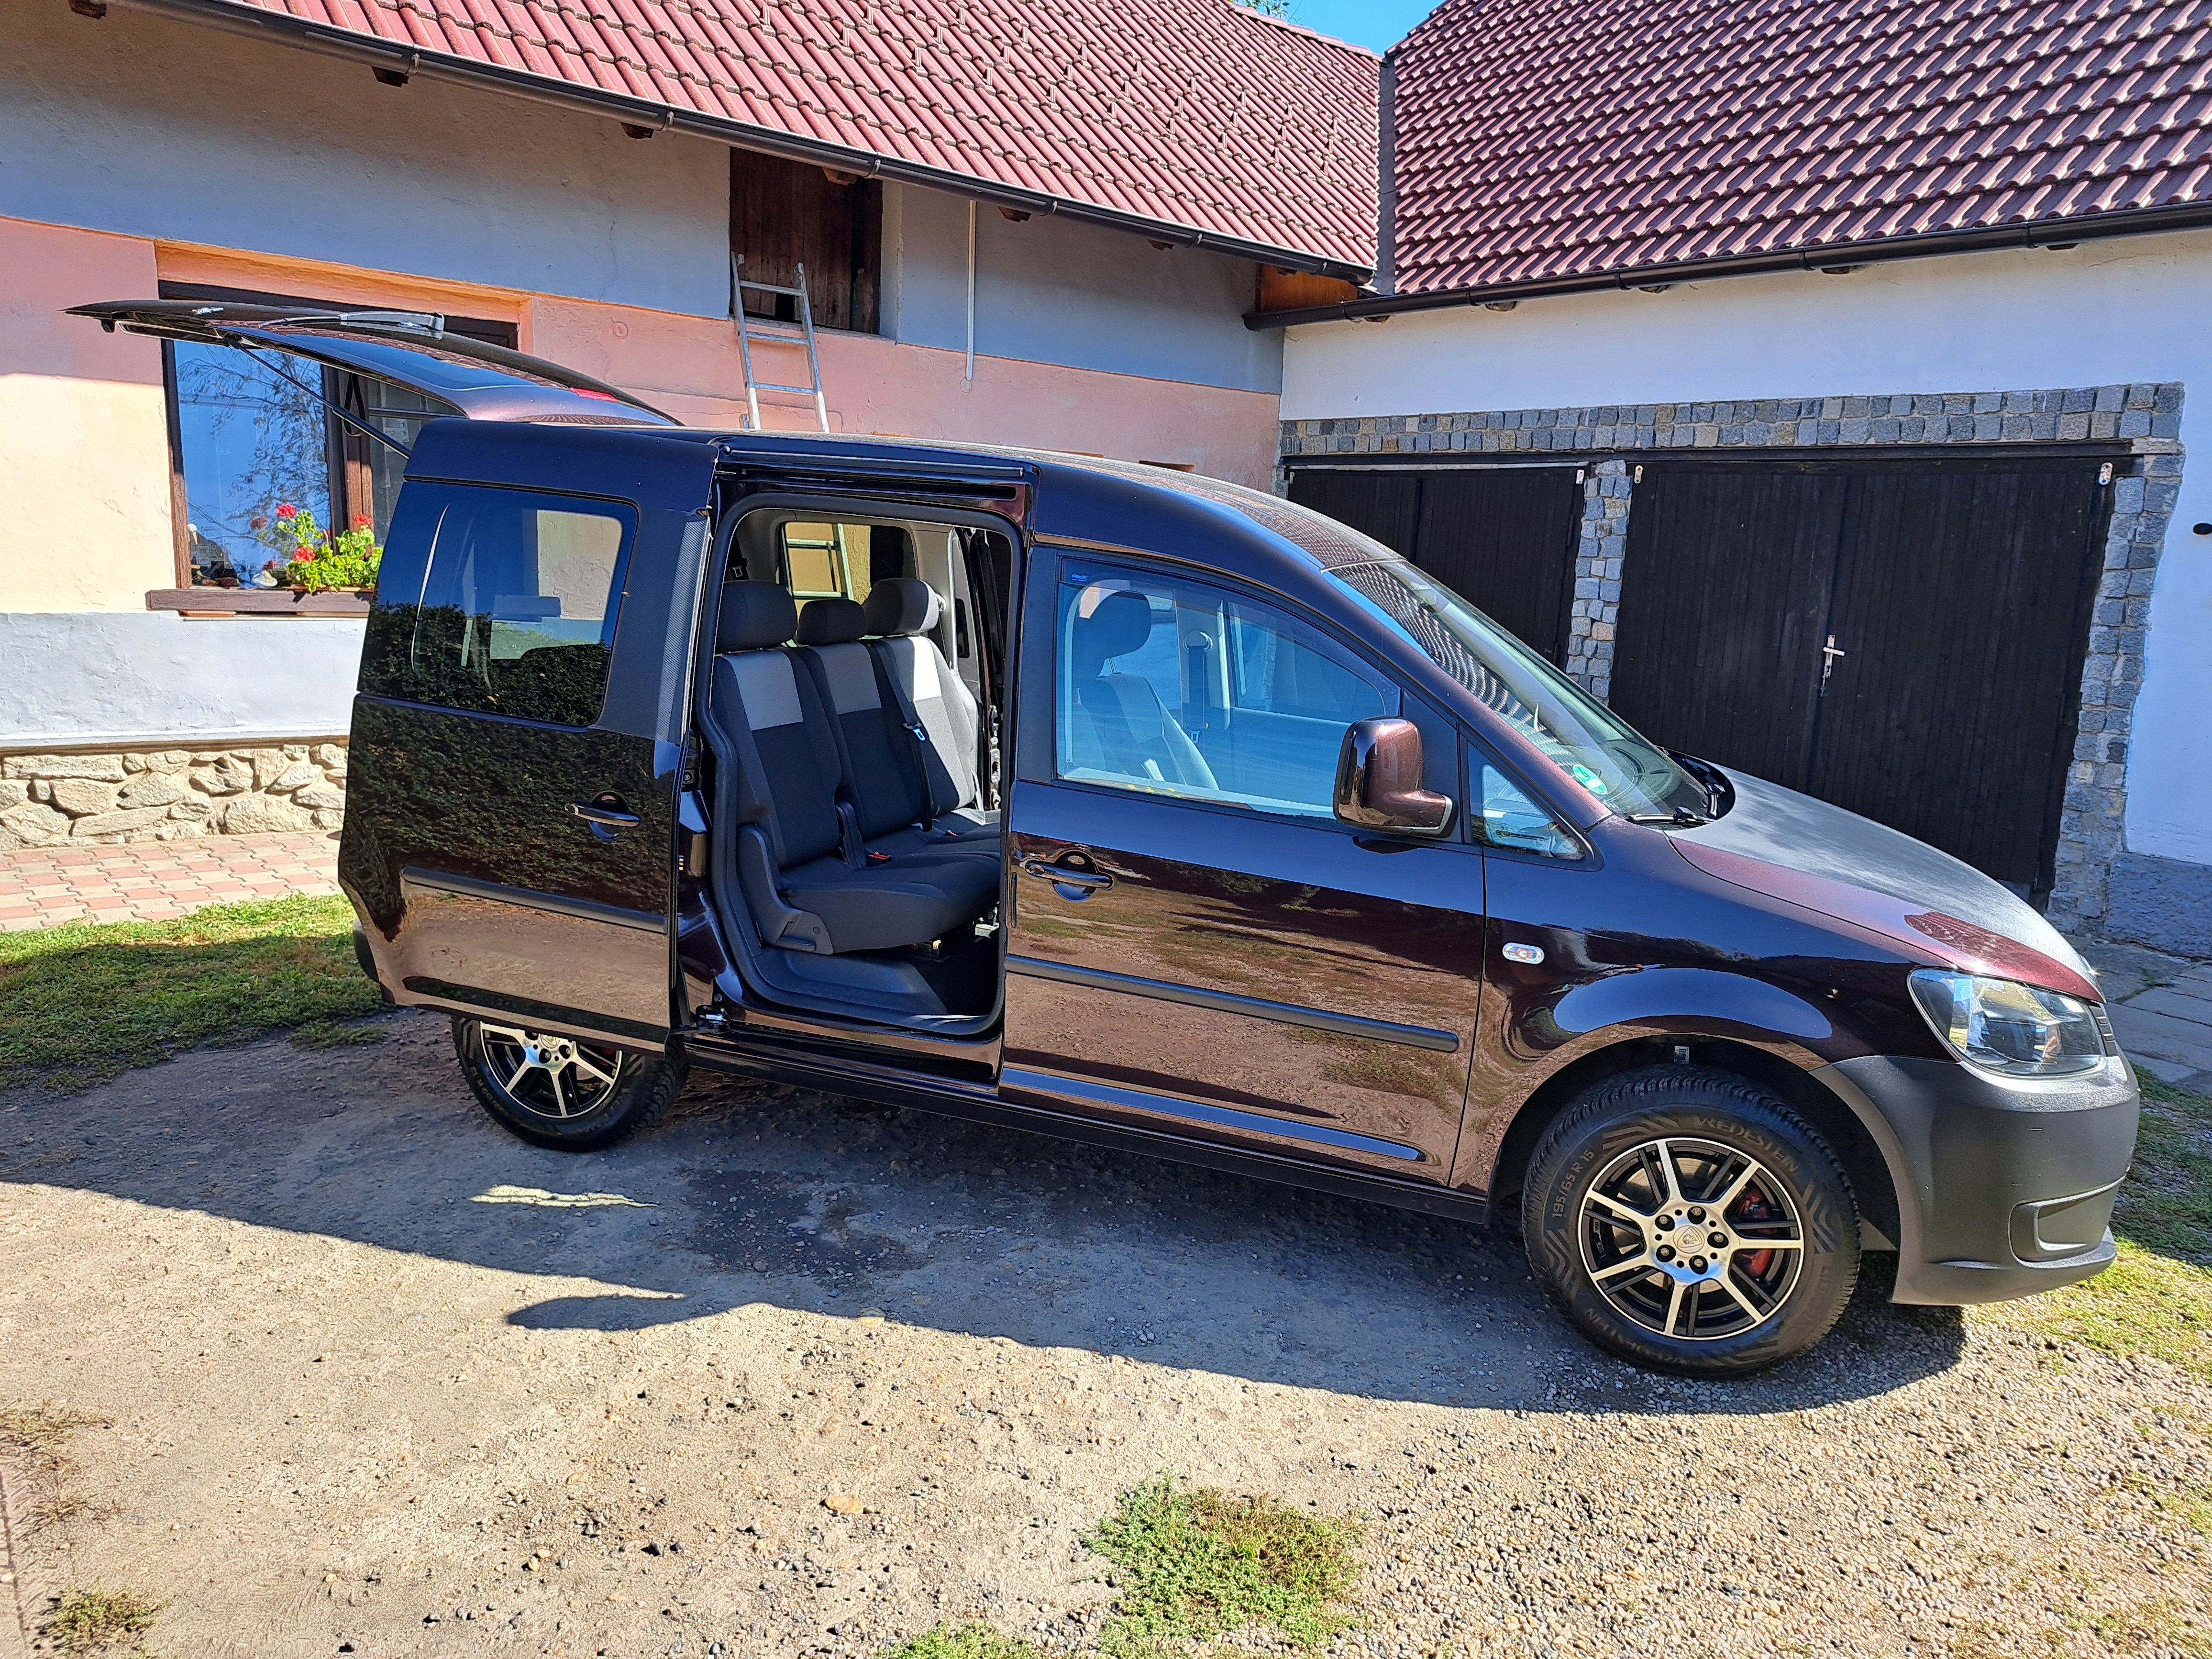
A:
1055 564 1394 818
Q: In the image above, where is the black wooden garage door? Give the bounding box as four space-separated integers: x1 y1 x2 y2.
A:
1608 457 2111 895
1287 466 1582 664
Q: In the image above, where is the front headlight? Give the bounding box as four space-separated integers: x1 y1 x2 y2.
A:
1908 970 2111 1077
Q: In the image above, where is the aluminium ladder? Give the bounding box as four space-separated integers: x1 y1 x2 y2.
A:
730 253 831 433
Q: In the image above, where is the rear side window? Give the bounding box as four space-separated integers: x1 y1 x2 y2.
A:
362 484 635 727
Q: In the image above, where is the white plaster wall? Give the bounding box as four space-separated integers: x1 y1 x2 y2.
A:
0 614 364 748
884 184 1283 394
0 0 730 319
1279 232 2212 872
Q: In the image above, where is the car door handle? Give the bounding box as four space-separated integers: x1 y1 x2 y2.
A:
1018 854 1113 893
572 798 641 830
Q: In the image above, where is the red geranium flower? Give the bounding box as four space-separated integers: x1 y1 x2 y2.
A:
275 503 298 519
251 515 269 530
352 515 372 528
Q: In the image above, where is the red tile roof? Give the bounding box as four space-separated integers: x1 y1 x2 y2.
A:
1389 0 2212 295
173 0 1379 274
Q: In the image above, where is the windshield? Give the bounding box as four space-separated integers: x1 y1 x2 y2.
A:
1331 560 1711 820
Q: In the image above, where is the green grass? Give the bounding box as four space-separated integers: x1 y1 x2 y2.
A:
1984 1073 2212 1376
42 1587 162 1656
0 895 385 1092
1082 1476 1362 1657
2112 1074 2212 1262
878 1626 1045 1659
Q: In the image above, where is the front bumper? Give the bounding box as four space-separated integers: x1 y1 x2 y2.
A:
1814 1052 2139 1305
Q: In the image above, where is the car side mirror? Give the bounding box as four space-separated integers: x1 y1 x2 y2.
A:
1334 718 1455 837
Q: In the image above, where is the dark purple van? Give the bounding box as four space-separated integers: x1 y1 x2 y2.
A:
78 302 2140 1377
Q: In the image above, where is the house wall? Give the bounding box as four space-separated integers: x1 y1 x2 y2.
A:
0 0 1289 847
1278 232 2212 951
884 186 1284 396
0 220 172 612
0 0 731 320
1 0 1280 398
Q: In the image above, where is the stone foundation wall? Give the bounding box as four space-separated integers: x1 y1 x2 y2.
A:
0 741 348 850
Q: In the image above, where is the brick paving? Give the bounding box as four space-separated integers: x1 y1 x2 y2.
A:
2109 963 2212 1093
0 830 340 933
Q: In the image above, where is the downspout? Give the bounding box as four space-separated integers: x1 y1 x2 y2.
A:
963 199 978 387
1375 46 1398 296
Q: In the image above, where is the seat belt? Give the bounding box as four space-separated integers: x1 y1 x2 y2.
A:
867 642 947 828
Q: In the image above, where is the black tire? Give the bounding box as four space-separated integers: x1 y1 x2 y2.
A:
451 1016 685 1152
1521 1066 1858 1377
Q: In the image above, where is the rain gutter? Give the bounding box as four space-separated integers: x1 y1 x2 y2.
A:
1242 200 2212 330
107 0 1375 284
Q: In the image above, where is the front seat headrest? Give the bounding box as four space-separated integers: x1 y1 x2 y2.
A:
863 577 940 638
795 596 867 647
1071 589 1156 678
718 581 798 653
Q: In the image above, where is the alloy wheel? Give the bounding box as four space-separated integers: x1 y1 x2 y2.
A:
476 1024 628 1121
1578 1135 1806 1341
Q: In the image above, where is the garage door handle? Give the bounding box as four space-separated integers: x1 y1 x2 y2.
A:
1019 856 1112 893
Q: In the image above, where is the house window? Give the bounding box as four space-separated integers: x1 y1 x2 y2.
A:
730 153 881 333
159 283 517 591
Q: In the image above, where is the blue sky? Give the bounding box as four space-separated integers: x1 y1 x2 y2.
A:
1272 0 1440 52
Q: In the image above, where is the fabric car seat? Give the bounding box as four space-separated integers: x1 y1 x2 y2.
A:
860 578 999 840
794 597 997 858
707 582 996 955
1061 589 1217 790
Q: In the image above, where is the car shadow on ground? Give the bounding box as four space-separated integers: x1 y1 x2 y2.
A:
1 1009 1965 1416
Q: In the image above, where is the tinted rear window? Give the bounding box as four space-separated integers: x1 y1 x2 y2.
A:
361 483 635 727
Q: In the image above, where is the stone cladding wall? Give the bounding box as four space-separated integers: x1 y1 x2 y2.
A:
1278 382 2185 938
0 741 348 851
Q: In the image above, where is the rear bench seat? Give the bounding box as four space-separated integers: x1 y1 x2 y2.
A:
793 586 997 859
709 582 996 955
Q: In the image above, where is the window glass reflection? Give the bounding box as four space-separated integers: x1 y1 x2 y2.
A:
173 342 331 587
170 342 456 588
1056 566 1393 818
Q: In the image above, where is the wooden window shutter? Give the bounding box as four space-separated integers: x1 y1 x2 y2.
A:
730 151 882 334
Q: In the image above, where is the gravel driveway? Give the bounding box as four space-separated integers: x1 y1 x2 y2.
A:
1 1010 2207 1658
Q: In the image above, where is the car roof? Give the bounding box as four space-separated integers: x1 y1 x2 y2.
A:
695 426 1398 587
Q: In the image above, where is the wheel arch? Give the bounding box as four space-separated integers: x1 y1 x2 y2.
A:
1482 1035 1902 1247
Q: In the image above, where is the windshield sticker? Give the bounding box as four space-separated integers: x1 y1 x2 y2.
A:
1571 763 1610 796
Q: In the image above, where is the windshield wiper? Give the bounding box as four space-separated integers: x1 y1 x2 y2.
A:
1625 809 1711 828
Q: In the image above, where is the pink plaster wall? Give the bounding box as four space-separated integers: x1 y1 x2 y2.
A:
0 221 1285 620
525 297 1284 488
0 216 175 609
